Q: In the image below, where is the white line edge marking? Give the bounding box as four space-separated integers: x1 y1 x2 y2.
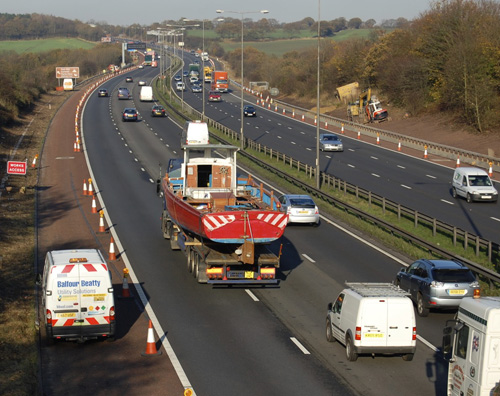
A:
302 254 316 263
81 92 196 395
397 165 406 169
491 217 500 222
372 173 380 178
441 199 455 205
245 289 259 302
290 337 311 354
401 185 412 190
426 174 437 179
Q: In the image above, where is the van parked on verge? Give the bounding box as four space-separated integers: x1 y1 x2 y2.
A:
326 282 416 361
452 167 498 203
181 120 210 147
42 249 115 343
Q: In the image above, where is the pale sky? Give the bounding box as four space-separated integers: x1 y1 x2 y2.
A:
2 0 434 26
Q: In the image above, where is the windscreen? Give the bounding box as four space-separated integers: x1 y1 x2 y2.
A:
432 269 476 283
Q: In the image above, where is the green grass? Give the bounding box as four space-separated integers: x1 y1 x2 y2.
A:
0 38 96 54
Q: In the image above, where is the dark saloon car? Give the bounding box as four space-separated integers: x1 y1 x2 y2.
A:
151 105 166 117
122 108 138 121
243 105 256 117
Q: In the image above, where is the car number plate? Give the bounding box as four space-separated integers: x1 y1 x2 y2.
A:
298 210 309 214
364 333 384 338
449 289 465 295
58 313 76 318
481 196 491 199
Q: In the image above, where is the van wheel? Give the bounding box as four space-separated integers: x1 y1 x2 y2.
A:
402 353 414 361
417 294 429 317
346 334 358 362
466 193 473 203
452 187 457 199
326 319 336 343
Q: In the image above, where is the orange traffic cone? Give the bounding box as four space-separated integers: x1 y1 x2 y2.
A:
91 193 98 213
357 131 361 139
121 274 131 298
398 141 401 151
88 179 93 196
456 157 460 168
109 237 117 261
83 179 88 195
341 124 344 134
302 114 305 122
488 162 493 177
142 320 161 356
424 145 428 159
98 210 106 233
376 134 380 145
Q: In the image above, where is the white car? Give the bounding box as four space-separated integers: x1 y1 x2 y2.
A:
278 194 319 225
138 80 147 86
176 82 186 92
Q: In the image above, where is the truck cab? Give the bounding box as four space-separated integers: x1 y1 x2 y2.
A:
442 296 500 395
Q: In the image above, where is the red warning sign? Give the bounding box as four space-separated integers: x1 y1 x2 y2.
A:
7 161 27 175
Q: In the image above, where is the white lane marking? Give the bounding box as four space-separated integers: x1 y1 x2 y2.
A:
426 174 437 179
372 173 380 178
300 131 306 135
348 164 355 168
302 254 316 263
325 155 331 159
306 147 312 151
348 148 355 152
290 337 311 355
288 126 292 130
397 165 406 169
291 141 296 145
149 178 155 183
401 185 412 190
491 217 500 222
441 199 455 205
417 335 439 352
245 289 259 302
141 168 145 172
278 136 282 139
371 156 379 160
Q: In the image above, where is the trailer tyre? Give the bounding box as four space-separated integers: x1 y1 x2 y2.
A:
187 247 193 273
192 253 199 278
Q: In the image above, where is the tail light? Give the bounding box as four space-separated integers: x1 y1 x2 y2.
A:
355 326 361 341
46 309 52 325
412 327 417 341
473 289 481 298
109 306 115 321
315 206 319 214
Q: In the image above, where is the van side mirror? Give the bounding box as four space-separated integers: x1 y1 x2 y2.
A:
442 327 453 358
327 302 333 311
35 273 42 286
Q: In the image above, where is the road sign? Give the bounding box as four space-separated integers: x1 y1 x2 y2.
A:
7 161 27 175
56 67 80 78
126 42 146 51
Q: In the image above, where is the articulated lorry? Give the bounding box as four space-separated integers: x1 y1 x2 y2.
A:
442 296 500 396
211 71 228 93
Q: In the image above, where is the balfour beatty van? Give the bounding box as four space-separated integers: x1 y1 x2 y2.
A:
139 86 153 102
452 167 498 203
326 282 416 361
443 296 500 396
181 120 210 147
42 249 115 343
63 78 73 91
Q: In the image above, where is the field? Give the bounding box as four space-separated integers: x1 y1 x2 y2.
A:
188 28 373 57
0 38 96 53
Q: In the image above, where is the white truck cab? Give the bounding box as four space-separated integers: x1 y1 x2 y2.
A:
42 249 115 343
326 282 416 361
442 296 500 396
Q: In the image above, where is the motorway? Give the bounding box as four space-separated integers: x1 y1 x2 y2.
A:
78 62 467 395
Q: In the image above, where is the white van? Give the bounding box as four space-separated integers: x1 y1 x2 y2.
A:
139 86 153 102
326 282 416 361
443 296 500 396
452 167 498 203
181 121 210 147
42 249 115 343
63 78 73 91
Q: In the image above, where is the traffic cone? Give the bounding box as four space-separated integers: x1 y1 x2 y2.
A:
302 115 305 122
314 117 317 126
142 320 161 356
456 157 460 168
292 110 295 118
88 179 93 196
121 273 131 298
32 155 38 168
488 162 493 177
73 141 77 152
424 145 428 159
109 237 117 261
398 141 401 151
341 124 344 134
357 131 361 139
274 105 277 112
376 134 380 145
83 179 88 195
91 193 98 213
98 210 106 233
325 121 328 129
282 108 285 115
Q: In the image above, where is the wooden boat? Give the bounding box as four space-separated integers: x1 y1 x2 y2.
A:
162 144 287 245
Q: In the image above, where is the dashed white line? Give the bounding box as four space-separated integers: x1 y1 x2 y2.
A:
372 173 380 178
300 131 306 135
302 254 315 263
290 337 310 355
441 199 455 205
306 147 312 151
401 185 412 190
397 165 406 169
491 217 500 222
426 174 437 179
291 142 296 145
371 156 379 160
245 289 259 301
348 164 355 168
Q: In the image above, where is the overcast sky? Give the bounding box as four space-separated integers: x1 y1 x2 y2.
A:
3 0 434 26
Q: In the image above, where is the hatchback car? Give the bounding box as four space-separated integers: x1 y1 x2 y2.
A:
125 76 133 82
191 84 202 93
138 65 144 69
151 104 166 117
122 108 138 121
138 80 147 86
117 87 130 100
208 91 221 102
243 105 256 117
319 133 344 152
189 76 199 84
182 71 189 78
174 74 182 81
395 259 480 317
98 89 108 97
278 194 319 225
176 82 186 92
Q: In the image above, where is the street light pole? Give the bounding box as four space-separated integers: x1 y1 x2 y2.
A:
315 0 321 189
216 9 269 150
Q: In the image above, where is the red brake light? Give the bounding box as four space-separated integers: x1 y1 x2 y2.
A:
109 306 115 321
412 327 417 340
355 326 361 341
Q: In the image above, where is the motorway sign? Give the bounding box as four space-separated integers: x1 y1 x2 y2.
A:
56 67 80 79
7 161 27 175
126 42 146 51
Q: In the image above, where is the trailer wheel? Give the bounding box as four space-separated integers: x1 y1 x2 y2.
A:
192 253 199 278
186 247 193 273
196 261 207 284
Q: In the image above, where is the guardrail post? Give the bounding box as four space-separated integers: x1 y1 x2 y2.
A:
433 219 437 237
453 227 457 246
476 236 480 257
382 197 386 214
414 210 418 228
464 231 468 250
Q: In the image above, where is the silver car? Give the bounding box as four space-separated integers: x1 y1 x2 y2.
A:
319 133 344 152
395 259 480 317
278 194 319 225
